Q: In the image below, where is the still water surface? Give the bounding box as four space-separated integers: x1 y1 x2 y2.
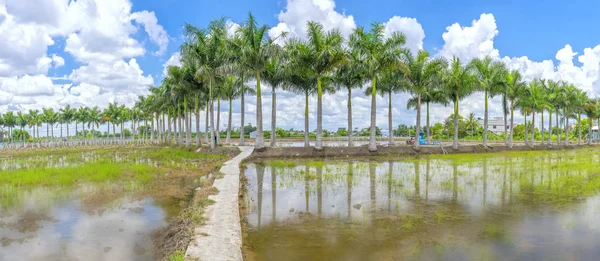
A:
0 150 199 261
243 150 600 261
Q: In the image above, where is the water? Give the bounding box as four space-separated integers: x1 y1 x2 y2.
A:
0 149 211 261
242 149 600 261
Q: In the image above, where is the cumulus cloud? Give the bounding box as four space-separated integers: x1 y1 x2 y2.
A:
163 52 182 76
438 13 499 61
383 16 425 55
0 0 164 113
268 0 357 44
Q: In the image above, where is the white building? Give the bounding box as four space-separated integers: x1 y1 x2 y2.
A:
478 117 515 135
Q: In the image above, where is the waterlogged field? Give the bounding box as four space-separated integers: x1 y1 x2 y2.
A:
242 149 600 261
0 147 236 261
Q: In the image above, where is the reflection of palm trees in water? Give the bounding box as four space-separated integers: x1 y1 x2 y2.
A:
483 157 488 205
369 162 376 213
317 165 323 217
414 161 420 200
426 158 430 201
347 161 353 219
453 159 458 202
257 164 265 229
387 161 393 211
304 165 309 212
271 165 277 224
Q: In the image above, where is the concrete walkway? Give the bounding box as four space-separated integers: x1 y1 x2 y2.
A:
185 146 254 261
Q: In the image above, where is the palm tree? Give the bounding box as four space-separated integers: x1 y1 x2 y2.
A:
334 49 366 146
88 106 102 140
3 111 16 143
443 57 477 149
220 75 253 144
77 107 90 139
401 50 446 148
572 88 588 145
349 23 406 151
465 112 478 139
281 58 318 147
544 80 560 145
231 13 283 149
286 22 345 150
42 108 57 140
561 83 578 145
375 70 404 145
59 105 76 139
583 98 598 145
505 70 526 148
521 79 548 147
28 109 40 140
16 112 29 142
261 55 285 147
407 81 448 144
471 56 506 147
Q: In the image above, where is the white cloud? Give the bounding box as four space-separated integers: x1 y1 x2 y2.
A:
51 54 65 68
268 0 357 44
438 13 499 61
131 10 169 55
69 58 153 93
0 74 55 96
383 16 425 55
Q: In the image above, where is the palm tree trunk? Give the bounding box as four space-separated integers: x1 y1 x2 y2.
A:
316 78 324 150
216 99 221 145
150 114 155 141
524 114 528 146
186 109 192 147
509 103 514 148
453 97 459 150
304 92 310 147
369 77 377 151
240 76 246 146
46 124 49 139
205 104 209 144
66 123 69 138
347 88 353 147
75 123 78 139
388 90 394 145
503 97 508 146
548 111 553 145
541 111 544 144
530 112 535 147
113 122 116 141
60 123 63 138
179 115 183 145
255 72 264 149
483 90 489 147
426 102 431 144
556 110 560 145
227 98 232 144
271 87 276 147
415 92 422 149
565 109 569 145
196 102 201 147
210 98 216 149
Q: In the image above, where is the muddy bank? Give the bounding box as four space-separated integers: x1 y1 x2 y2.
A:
248 144 596 159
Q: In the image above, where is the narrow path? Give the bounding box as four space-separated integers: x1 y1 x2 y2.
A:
185 146 254 261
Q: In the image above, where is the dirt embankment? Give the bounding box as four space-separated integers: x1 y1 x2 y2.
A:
248 144 593 159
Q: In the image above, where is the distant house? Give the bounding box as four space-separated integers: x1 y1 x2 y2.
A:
591 126 599 141
381 129 390 137
478 117 515 135
249 131 258 139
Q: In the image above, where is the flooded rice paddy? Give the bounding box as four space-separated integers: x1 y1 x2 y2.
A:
243 149 600 261
0 148 230 261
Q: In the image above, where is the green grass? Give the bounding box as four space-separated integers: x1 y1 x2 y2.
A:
167 251 185 261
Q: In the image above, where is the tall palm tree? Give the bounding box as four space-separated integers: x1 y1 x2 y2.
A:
443 57 477 149
401 50 446 148
375 70 404 145
505 70 526 148
3 111 16 143
28 109 40 140
407 82 448 144
471 56 506 147
561 83 578 145
88 106 102 140
583 98 598 145
231 13 283 149
16 111 29 142
334 49 366 146
349 23 406 151
59 105 76 138
522 79 549 147
42 108 57 140
261 55 285 147
281 59 318 147
465 112 478 139
182 20 228 149
287 22 345 150
544 80 560 145
572 88 588 145
77 107 90 139
220 75 254 144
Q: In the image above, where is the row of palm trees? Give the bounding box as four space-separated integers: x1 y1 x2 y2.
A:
0 103 153 143
2 13 599 151
155 13 600 150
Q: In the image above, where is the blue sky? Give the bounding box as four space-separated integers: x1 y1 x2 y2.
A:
1 0 600 132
